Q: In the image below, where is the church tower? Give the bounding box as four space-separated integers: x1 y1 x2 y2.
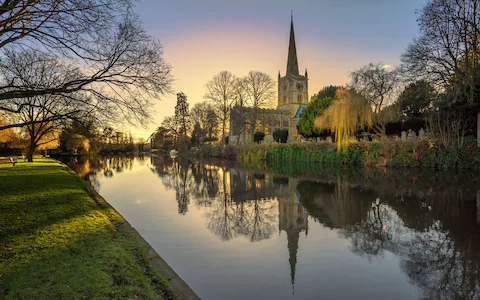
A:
277 14 308 140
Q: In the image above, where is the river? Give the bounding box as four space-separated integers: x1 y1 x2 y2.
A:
64 154 480 300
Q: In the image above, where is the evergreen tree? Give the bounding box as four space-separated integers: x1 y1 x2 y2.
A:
174 92 191 136
297 97 333 138
311 85 342 101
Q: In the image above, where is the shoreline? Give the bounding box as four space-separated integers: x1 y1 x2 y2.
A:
66 161 201 300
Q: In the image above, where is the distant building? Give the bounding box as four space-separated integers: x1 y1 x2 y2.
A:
229 15 308 143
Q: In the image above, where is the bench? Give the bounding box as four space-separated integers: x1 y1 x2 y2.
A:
0 157 18 166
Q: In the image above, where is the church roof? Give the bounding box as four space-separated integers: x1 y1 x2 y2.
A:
294 105 307 119
286 14 299 76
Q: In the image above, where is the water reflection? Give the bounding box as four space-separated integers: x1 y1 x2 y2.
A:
66 155 480 299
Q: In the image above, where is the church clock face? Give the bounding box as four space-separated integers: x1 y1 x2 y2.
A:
296 83 303 91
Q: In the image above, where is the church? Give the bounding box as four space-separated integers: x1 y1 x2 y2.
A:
277 14 309 141
229 16 308 143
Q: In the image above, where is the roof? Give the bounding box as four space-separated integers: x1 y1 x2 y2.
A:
286 14 299 76
294 105 307 119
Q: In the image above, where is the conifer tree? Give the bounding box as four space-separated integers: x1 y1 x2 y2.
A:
174 92 191 136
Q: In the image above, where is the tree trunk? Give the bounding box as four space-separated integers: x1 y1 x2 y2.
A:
222 118 226 145
27 148 34 162
27 137 36 162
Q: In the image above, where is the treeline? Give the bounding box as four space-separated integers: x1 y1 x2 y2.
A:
151 70 277 152
300 0 480 151
0 117 146 156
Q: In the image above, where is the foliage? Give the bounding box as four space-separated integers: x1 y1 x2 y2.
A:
234 139 480 170
152 126 174 151
174 135 190 153
190 124 205 146
254 132 265 143
273 129 288 143
0 159 175 299
190 145 240 160
297 96 333 138
315 89 373 150
397 80 435 117
174 92 191 136
311 85 342 100
0 118 21 148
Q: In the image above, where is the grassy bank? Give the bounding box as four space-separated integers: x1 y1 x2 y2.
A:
0 159 175 299
191 138 480 170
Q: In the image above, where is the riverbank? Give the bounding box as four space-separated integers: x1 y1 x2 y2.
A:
191 138 480 170
0 158 178 299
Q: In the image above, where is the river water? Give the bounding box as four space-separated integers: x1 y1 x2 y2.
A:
64 154 480 300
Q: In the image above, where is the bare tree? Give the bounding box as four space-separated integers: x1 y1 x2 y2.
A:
232 77 248 107
190 101 218 141
203 71 237 143
244 71 275 110
0 0 128 50
350 62 399 114
161 116 179 143
400 0 480 104
0 50 92 161
0 3 172 130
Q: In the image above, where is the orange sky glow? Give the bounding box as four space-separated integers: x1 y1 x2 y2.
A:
128 0 426 140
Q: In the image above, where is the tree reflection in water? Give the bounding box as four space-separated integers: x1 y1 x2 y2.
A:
295 169 480 300
66 155 480 299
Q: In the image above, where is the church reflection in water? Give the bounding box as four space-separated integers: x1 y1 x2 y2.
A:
147 156 480 300
66 154 480 300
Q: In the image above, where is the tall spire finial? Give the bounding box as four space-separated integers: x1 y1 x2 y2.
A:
286 12 299 76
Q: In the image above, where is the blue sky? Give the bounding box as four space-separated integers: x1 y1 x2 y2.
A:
130 0 428 139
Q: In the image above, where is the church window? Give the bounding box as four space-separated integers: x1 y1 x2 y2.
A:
282 120 289 128
283 95 287 104
297 94 302 102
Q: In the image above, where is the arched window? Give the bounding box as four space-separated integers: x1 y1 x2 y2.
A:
297 94 302 103
283 95 287 104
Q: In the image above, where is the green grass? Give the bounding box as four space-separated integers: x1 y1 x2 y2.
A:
0 158 176 299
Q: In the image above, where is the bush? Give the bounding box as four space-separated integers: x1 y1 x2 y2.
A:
174 135 190 153
254 132 265 144
273 129 288 143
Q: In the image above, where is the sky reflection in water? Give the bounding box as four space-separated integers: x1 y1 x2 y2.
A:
65 155 480 300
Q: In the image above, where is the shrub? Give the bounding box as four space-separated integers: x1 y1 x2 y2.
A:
254 132 265 144
273 129 288 143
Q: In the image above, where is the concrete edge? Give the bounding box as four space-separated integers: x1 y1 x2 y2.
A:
60 160 201 300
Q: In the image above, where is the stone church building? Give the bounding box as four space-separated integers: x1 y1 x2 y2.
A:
229 16 308 144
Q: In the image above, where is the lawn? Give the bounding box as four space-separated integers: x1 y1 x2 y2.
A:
0 158 175 299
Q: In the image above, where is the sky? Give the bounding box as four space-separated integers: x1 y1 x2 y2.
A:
129 0 428 140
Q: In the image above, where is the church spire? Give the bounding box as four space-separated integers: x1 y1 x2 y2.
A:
287 229 300 294
286 12 299 76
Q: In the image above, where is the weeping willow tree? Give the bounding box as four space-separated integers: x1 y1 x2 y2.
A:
315 88 373 150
